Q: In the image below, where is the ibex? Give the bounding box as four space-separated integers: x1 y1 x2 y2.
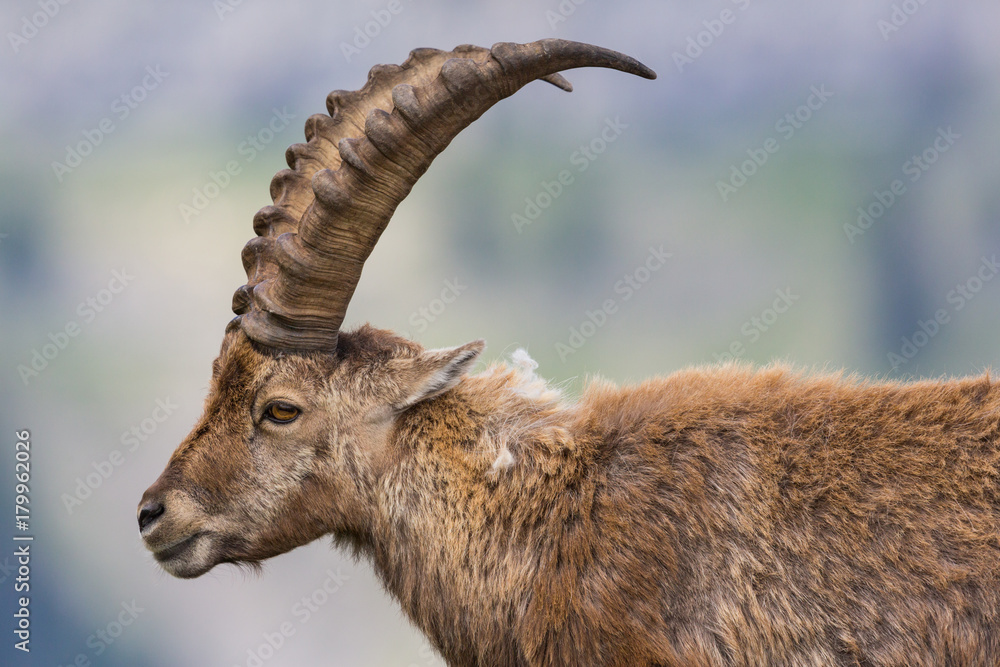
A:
139 39 1000 666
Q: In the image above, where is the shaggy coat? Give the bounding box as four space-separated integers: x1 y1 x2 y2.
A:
137 37 1000 667
379 347 1000 666
142 327 1000 666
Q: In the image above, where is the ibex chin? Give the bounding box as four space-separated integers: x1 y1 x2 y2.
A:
139 39 1000 666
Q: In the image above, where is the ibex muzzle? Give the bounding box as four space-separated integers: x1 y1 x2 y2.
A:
140 38 1000 666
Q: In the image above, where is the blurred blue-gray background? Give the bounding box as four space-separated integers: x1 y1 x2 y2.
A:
2 1 999 665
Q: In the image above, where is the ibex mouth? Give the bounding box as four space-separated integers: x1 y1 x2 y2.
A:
144 531 219 578
151 532 202 564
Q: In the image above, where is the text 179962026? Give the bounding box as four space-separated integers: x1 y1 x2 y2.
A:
13 429 32 653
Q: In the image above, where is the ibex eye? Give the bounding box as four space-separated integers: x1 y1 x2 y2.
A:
264 402 300 424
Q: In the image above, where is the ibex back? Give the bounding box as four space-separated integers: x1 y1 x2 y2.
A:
138 39 1000 666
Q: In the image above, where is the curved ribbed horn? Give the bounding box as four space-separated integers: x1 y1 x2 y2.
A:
232 39 656 350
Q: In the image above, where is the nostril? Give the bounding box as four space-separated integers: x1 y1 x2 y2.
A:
138 500 165 532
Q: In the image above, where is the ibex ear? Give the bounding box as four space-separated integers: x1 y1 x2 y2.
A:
392 340 485 410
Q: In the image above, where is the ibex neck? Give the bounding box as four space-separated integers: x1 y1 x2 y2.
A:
369 361 587 661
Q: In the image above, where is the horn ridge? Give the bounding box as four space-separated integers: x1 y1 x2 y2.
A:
233 39 657 350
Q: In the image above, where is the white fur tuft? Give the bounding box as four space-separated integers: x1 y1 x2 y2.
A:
508 348 561 403
490 445 516 472
478 349 566 477
511 348 538 374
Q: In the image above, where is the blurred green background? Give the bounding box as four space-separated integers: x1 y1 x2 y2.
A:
2 0 999 665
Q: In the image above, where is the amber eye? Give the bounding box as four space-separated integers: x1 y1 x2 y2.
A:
264 402 300 424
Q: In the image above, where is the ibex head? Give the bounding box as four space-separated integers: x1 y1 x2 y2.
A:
138 40 655 578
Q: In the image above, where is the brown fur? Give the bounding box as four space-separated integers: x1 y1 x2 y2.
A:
140 326 1000 666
